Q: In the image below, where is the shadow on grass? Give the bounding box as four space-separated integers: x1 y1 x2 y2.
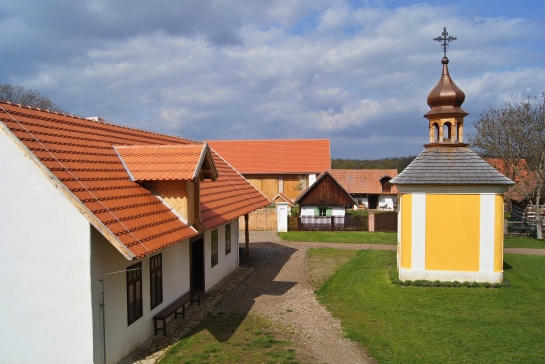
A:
503 261 513 270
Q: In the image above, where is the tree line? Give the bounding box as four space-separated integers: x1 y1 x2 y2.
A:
331 156 416 172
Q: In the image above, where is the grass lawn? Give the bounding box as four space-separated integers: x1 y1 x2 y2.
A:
504 236 545 249
315 250 545 364
159 312 301 364
278 231 397 244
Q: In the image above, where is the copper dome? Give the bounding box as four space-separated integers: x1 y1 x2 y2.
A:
425 57 468 118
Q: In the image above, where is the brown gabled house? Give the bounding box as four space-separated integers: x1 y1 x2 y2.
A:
329 169 399 210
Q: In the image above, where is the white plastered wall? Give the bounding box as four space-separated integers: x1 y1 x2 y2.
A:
379 195 396 210
204 220 240 291
0 130 94 363
90 229 191 364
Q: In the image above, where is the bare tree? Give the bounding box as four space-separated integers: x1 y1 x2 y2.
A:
470 93 545 239
0 84 64 112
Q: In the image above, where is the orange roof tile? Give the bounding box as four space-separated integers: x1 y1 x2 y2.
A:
114 144 207 181
328 169 398 194
207 139 330 174
0 101 269 260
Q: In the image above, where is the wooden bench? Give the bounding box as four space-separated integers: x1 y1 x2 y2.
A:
153 290 201 335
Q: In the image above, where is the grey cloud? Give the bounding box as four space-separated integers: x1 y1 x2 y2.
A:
2 1 544 159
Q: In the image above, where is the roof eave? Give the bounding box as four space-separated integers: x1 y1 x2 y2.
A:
0 123 137 260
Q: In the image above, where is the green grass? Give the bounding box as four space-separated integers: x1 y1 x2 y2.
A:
278 231 397 244
159 312 300 364
315 250 545 364
504 236 545 249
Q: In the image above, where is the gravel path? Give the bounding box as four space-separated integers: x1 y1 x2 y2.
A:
215 232 377 364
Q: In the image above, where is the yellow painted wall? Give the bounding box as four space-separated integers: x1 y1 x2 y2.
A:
400 194 412 269
425 194 480 271
494 195 504 272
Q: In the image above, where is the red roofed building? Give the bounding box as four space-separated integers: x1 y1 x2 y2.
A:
207 139 331 201
329 169 399 210
0 101 268 363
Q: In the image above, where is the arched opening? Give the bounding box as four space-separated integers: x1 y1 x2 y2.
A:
433 123 439 142
443 122 452 142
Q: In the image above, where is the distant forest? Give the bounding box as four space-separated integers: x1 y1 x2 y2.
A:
331 156 416 172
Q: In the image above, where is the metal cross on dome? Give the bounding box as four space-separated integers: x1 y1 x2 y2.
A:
434 27 457 57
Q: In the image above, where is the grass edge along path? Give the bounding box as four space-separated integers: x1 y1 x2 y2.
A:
279 231 545 249
159 311 302 364
504 236 545 249
278 231 396 244
315 249 545 364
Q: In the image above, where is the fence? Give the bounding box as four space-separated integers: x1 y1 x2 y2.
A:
288 215 369 231
238 208 277 231
373 212 398 232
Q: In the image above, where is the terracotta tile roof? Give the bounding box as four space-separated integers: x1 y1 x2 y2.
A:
114 144 208 181
201 153 271 229
390 147 515 185
328 169 398 194
207 139 330 174
0 101 269 260
486 158 529 182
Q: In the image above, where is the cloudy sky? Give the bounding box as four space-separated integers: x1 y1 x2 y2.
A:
2 0 544 158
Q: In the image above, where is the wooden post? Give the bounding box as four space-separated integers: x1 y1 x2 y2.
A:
244 214 250 256
330 216 334 231
297 216 301 231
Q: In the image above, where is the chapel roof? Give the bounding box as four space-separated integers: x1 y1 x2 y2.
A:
390 147 515 185
0 101 269 259
207 139 330 174
328 169 398 194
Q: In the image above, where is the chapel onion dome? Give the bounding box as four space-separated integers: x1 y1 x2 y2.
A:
425 57 468 118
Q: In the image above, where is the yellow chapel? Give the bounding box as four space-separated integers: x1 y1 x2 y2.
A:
390 28 514 283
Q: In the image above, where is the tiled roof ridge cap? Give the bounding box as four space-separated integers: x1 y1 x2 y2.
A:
114 143 204 149
208 138 329 142
0 100 198 144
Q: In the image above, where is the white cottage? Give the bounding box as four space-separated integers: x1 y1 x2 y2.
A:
0 102 269 363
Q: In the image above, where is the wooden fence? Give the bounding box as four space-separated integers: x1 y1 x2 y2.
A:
239 208 277 231
374 212 398 232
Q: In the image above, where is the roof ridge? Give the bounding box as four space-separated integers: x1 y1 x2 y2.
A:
0 100 198 144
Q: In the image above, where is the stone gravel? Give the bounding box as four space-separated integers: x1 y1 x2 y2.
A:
218 231 377 364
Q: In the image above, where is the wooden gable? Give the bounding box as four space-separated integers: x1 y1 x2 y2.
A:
294 172 356 207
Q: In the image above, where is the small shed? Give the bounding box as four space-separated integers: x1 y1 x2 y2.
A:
294 171 357 220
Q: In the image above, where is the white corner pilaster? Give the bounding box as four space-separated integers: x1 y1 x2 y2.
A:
479 194 495 272
412 192 426 270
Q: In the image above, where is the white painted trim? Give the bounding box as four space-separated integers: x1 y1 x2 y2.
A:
399 267 503 283
412 193 426 270
479 194 496 272
396 185 511 194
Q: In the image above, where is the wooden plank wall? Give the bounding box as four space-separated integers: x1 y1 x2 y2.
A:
246 175 279 200
245 174 308 201
283 175 307 200
149 180 189 220
239 208 278 231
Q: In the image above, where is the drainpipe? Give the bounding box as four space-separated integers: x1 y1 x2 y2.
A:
100 279 107 364
244 214 250 256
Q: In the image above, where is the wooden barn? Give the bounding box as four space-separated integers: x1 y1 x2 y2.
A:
294 172 357 229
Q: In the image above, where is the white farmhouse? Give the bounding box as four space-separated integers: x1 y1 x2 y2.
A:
0 102 269 363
